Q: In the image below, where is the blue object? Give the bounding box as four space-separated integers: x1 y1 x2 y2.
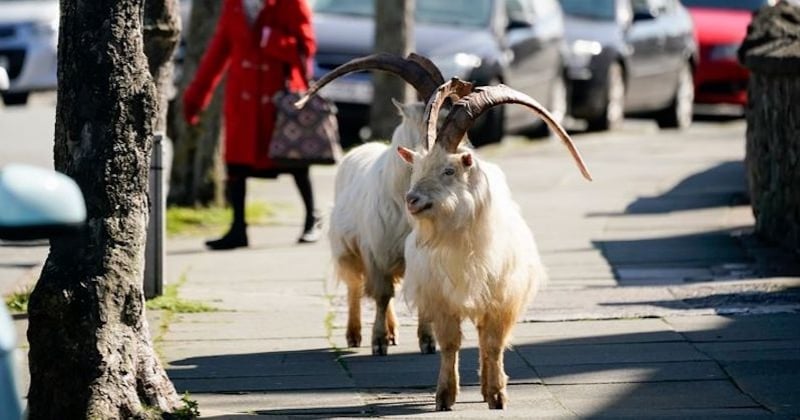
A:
0 304 22 420
0 164 86 240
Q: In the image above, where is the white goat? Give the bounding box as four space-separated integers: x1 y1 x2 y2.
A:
397 80 592 410
296 53 448 355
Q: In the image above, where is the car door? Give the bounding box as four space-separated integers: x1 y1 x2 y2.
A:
503 0 563 130
624 0 673 110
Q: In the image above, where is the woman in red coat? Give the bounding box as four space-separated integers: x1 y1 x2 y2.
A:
183 0 319 249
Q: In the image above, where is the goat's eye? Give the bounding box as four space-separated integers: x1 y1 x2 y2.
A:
443 167 456 176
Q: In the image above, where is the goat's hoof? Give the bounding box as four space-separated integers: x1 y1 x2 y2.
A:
435 389 456 411
346 332 361 348
485 391 507 410
419 336 436 354
371 338 389 356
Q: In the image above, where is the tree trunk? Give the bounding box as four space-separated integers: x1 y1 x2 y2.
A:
369 0 415 140
739 2 800 253
27 0 182 418
168 0 225 206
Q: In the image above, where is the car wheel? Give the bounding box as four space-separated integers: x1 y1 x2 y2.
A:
468 80 505 147
587 62 624 132
530 72 568 138
656 62 693 129
1 92 29 106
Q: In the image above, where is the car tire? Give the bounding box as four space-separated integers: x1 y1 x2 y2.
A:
587 62 624 132
530 72 568 138
468 78 504 147
656 62 693 129
1 92 29 106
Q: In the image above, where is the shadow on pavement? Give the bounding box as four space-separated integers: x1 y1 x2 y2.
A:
167 313 800 417
588 161 749 217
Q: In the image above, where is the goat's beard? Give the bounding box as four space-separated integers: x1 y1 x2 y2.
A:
411 188 482 246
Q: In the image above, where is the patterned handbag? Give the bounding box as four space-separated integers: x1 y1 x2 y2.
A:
269 90 342 166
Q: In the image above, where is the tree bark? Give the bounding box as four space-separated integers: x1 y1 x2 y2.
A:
27 0 182 418
369 0 415 140
739 2 800 253
168 0 225 206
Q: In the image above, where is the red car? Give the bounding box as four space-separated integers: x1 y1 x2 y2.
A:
682 0 775 106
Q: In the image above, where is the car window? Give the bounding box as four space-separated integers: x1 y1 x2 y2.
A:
679 0 773 10
558 0 617 20
312 0 493 28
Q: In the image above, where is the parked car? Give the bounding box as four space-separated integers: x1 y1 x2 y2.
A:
312 0 568 147
681 0 775 107
0 0 59 106
560 0 697 131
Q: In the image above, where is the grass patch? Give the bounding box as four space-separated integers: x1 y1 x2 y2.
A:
166 201 274 237
146 275 217 314
4 286 32 314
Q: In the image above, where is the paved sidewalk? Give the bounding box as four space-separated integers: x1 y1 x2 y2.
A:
8 118 800 418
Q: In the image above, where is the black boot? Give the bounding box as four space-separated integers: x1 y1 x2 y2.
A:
205 223 248 250
206 177 248 250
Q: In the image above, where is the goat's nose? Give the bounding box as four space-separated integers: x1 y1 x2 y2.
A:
405 192 420 206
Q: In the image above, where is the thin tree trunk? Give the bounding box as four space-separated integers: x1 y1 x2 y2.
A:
27 0 182 417
168 0 225 207
369 0 415 140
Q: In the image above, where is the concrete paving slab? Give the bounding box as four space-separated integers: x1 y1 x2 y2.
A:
537 361 726 385
193 391 366 418
163 311 329 341
173 373 355 393
695 340 800 362
551 380 758 412
516 342 708 366
723 360 800 415
511 318 681 344
665 314 800 342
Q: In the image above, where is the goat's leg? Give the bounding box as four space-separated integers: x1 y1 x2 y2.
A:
433 313 462 411
345 282 362 347
418 309 436 354
386 298 398 346
338 256 364 348
369 272 395 355
477 312 515 409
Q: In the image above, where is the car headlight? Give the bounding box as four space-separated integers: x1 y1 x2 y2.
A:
431 53 483 79
26 19 58 38
571 40 602 56
708 43 739 61
567 40 602 70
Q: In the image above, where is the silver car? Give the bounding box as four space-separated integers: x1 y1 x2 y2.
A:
0 0 58 106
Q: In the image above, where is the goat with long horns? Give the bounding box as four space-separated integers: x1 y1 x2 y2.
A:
296 53 474 356
397 78 591 410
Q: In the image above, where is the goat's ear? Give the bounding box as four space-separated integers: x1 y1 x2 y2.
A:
397 146 416 165
460 152 473 167
391 98 405 116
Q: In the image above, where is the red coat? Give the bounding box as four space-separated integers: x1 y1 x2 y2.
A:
183 0 316 170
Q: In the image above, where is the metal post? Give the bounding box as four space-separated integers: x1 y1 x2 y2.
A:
145 133 167 299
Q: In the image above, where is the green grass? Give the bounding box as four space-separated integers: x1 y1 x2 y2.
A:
166 201 274 237
4 286 32 313
146 275 217 314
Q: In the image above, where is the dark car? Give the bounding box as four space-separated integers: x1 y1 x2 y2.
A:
312 0 568 147
560 0 697 131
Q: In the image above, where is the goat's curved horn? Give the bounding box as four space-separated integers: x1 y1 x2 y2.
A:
421 77 475 150
294 53 445 108
437 85 593 181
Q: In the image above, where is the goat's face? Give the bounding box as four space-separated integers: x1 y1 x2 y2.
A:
390 99 426 149
397 145 479 226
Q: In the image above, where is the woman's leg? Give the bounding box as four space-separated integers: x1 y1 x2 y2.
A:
292 167 320 243
206 168 249 250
